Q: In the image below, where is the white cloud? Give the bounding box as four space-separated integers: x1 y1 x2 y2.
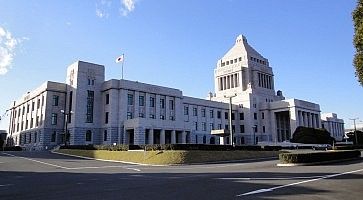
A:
0 26 23 75
96 0 112 18
120 0 137 16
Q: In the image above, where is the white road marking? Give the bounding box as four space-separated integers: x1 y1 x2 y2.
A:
0 184 14 187
2 152 141 172
219 175 326 181
236 168 363 197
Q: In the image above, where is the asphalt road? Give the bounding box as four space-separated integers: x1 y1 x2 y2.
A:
1 151 362 200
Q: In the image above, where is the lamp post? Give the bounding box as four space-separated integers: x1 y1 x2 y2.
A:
224 94 237 146
349 118 359 145
61 110 73 146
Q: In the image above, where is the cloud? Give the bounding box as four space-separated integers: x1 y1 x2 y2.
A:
95 0 112 18
120 0 137 16
0 26 23 75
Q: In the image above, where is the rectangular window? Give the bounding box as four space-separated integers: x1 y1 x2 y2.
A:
201 108 206 117
104 130 108 141
105 94 109 104
30 118 33 128
160 115 165 120
52 95 59 106
262 112 265 119
25 120 28 129
127 94 134 105
149 114 155 119
209 123 214 130
127 112 133 119
27 104 29 113
218 124 222 129
41 95 44 106
105 112 109 124
209 110 214 118
51 113 57 125
217 111 221 119
22 106 25 115
202 122 206 131
231 112 235 120
169 99 174 110
139 113 145 118
32 102 35 111
86 90 94 123
239 113 244 120
51 131 56 142
239 57 242 61
160 98 165 109
150 97 155 107
225 124 229 130
139 95 145 106
254 113 257 120
36 116 39 126
194 122 198 130
37 99 40 108
193 107 198 116
225 112 228 119
240 125 245 133
184 106 189 115
263 126 266 133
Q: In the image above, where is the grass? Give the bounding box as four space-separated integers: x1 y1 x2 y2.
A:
57 149 281 165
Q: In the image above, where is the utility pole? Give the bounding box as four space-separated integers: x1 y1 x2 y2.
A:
349 118 359 145
224 94 237 146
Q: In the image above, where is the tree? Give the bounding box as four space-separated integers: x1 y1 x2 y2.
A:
353 0 363 86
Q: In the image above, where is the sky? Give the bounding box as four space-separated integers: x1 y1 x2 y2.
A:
0 0 362 130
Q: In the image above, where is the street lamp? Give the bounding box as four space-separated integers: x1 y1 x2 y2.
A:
224 94 237 146
61 110 73 146
349 118 359 145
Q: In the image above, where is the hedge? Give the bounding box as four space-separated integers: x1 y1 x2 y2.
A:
333 145 363 150
60 144 264 151
279 150 361 164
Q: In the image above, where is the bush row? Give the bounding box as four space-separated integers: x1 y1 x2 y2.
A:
60 144 268 151
333 145 363 150
279 150 361 164
0 146 23 151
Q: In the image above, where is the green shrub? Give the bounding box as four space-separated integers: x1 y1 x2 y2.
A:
291 126 335 144
279 150 361 164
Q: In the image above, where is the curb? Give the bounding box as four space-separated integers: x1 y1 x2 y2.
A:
277 157 362 167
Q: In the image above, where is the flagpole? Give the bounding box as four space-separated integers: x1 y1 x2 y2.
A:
121 53 124 79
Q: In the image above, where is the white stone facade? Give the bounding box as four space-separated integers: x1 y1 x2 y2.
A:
321 113 345 141
7 35 344 149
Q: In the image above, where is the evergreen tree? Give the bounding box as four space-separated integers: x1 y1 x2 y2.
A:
353 0 363 86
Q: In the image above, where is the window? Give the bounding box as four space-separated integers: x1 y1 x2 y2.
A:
37 99 40 108
139 96 145 106
201 108 206 117
149 114 155 119
25 120 28 129
91 79 95 85
254 126 258 132
263 126 266 133
41 95 44 106
193 107 198 116
127 112 133 119
169 99 174 110
160 115 165 120
149 97 155 107
240 125 245 133
104 130 108 141
194 122 198 130
88 79 91 85
22 106 25 115
209 110 214 118
210 123 214 130
239 57 242 61
27 104 29 113
239 113 244 120
262 112 265 119
225 124 229 130
30 118 33 128
86 130 92 141
51 113 57 125
36 116 39 126
234 58 237 63
184 106 189 115
160 98 165 109
105 112 109 124
139 113 145 118
127 94 134 105
231 113 235 120
225 112 228 119
51 131 56 142
105 94 110 104
254 113 257 120
202 122 206 131
217 111 221 119
218 124 222 129
32 102 35 111
52 95 59 106
86 91 94 123
34 132 37 143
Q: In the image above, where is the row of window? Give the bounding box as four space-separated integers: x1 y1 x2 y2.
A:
221 57 243 67
218 73 240 91
184 106 246 120
250 56 267 65
15 115 43 132
13 95 51 118
126 94 175 110
257 72 273 89
18 132 38 145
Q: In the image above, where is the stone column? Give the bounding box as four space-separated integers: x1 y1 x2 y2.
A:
181 131 186 144
171 130 176 144
298 111 303 126
311 113 316 128
160 129 165 144
148 129 154 144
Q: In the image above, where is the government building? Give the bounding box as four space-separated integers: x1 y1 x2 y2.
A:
7 35 345 150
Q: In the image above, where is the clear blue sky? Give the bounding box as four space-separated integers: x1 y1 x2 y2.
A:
0 0 362 130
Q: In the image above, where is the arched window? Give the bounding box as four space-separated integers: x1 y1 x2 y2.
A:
210 137 215 144
86 130 92 141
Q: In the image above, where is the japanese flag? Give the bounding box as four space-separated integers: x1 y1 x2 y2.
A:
115 54 124 63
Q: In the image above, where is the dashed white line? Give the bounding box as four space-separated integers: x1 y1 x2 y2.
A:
236 168 363 197
0 184 14 187
2 152 69 169
219 175 326 181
